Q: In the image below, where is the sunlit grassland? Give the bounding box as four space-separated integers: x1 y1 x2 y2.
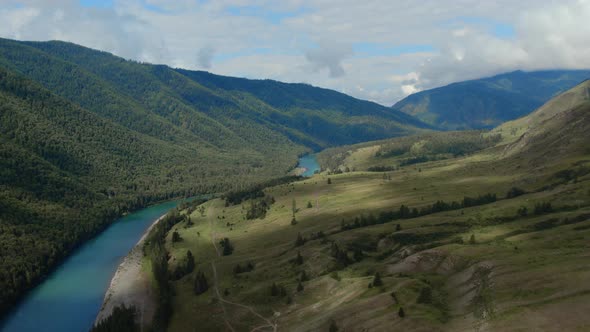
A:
156 140 590 331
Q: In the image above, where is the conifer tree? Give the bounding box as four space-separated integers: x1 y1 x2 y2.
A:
372 272 383 287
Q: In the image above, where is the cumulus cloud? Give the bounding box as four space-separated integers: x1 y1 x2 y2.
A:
0 0 589 105
305 42 353 78
197 46 215 69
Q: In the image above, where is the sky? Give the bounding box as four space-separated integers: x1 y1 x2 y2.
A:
1 0 590 105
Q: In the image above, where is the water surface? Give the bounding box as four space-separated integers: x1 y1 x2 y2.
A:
1 200 180 332
298 154 320 177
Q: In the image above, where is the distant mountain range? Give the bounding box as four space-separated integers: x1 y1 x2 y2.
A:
392 70 590 130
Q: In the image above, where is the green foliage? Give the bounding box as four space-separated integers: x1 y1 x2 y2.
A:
340 193 497 232
171 231 182 243
245 195 275 220
233 262 254 275
534 202 553 215
417 286 433 304
398 307 406 318
171 250 195 281
193 271 209 295
330 242 351 269
294 251 304 265
220 238 234 256
295 233 306 247
329 319 339 332
270 283 287 297
517 206 529 217
372 272 383 287
91 305 139 332
506 187 526 198
297 281 304 292
142 211 184 330
299 270 308 282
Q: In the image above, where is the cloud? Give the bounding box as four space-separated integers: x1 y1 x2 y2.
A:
197 46 215 69
305 42 353 78
0 0 589 105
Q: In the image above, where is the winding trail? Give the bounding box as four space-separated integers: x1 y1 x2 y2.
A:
207 205 277 332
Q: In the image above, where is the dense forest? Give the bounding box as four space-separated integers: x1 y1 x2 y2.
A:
0 37 428 318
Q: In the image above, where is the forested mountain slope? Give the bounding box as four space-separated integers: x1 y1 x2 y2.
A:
392 70 590 130
0 38 428 317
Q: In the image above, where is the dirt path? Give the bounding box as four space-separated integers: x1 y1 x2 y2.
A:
207 205 277 332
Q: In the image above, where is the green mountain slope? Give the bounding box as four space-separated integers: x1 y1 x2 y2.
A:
0 38 428 317
392 70 590 130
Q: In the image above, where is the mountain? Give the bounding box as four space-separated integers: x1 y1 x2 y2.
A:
392 70 590 130
0 38 428 317
192 81 588 332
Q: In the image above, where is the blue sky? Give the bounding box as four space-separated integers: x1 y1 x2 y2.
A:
2 0 587 104
80 0 114 8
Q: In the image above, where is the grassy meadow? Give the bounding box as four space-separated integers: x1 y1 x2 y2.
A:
142 81 590 331
157 139 590 331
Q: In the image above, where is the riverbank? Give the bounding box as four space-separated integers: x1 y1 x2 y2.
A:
94 213 167 328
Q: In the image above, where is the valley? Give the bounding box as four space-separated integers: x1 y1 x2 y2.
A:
0 32 588 332
130 81 590 331
0 37 428 321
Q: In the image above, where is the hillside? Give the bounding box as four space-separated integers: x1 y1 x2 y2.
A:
154 82 590 331
0 38 429 317
392 70 590 130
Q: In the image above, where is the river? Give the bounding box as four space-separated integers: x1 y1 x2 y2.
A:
298 154 321 177
1 156 318 332
0 200 181 332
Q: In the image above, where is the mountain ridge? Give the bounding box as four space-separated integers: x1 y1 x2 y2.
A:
392 69 590 130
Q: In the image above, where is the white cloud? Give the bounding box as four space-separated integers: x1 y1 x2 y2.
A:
305 41 353 78
0 0 589 105
197 46 215 69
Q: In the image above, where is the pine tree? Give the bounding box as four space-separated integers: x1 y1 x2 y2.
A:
469 234 476 244
194 271 209 295
299 270 308 282
327 178 332 184
172 231 181 242
417 286 432 304
270 283 279 296
185 250 195 274
221 238 234 255
398 307 405 318
307 201 313 208
329 319 338 332
372 272 383 287
353 248 364 262
295 233 305 247
297 281 304 292
295 251 304 265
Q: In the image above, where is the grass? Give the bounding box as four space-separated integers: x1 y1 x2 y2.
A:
155 151 590 331
150 87 590 330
